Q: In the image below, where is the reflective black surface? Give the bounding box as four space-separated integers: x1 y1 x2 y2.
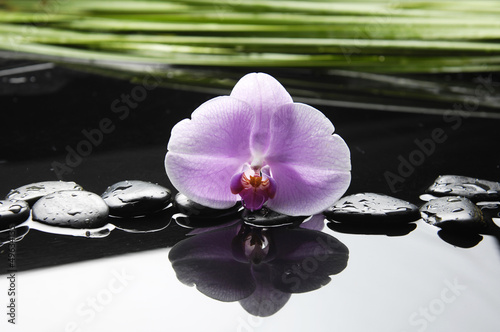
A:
1 62 500 331
169 220 348 317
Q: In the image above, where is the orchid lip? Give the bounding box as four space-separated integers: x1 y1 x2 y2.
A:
230 164 277 211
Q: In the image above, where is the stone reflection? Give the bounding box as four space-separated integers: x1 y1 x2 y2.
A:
168 219 349 317
0 225 29 248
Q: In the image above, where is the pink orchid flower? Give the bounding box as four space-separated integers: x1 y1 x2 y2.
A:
165 73 351 216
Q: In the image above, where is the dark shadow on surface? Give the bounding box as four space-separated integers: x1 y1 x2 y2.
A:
437 229 483 248
0 219 190 274
326 219 417 237
168 221 349 317
426 204 500 248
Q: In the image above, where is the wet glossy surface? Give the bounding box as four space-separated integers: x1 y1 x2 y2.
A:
1 64 500 331
5 180 83 205
426 175 500 202
324 192 420 223
241 207 307 228
169 221 349 317
32 190 109 228
420 196 486 231
0 200 30 228
102 180 172 217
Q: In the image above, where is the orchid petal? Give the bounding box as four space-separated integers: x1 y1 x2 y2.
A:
239 187 268 211
264 103 351 216
165 96 254 209
230 73 293 155
300 214 326 231
230 171 245 194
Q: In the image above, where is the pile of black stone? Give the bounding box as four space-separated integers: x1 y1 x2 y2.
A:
1 175 499 248
323 175 500 246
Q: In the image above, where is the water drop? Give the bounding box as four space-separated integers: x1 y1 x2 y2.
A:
8 205 22 214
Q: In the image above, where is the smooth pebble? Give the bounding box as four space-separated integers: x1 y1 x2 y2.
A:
101 180 171 217
32 190 109 228
174 193 240 219
5 181 83 205
323 192 420 223
420 196 486 231
242 207 307 227
426 175 500 202
0 200 30 229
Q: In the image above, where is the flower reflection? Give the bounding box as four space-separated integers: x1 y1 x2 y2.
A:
168 219 349 317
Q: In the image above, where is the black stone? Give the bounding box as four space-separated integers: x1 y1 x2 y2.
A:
426 175 500 202
241 207 308 228
5 181 83 205
323 193 420 223
174 193 241 219
0 200 30 229
420 196 486 231
101 180 172 217
174 213 243 229
32 190 109 228
476 201 500 231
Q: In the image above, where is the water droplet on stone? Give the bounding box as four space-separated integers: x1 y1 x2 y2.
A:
8 204 22 214
101 180 172 217
420 194 438 202
420 196 485 231
0 199 30 229
324 193 420 223
67 210 81 216
5 181 84 205
426 175 500 202
32 190 109 229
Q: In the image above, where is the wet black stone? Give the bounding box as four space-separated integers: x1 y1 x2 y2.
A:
101 180 172 217
323 193 420 223
476 202 500 232
426 175 500 202
5 181 83 205
32 190 109 228
241 207 308 228
174 193 241 219
420 196 486 231
0 200 30 229
174 214 241 229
